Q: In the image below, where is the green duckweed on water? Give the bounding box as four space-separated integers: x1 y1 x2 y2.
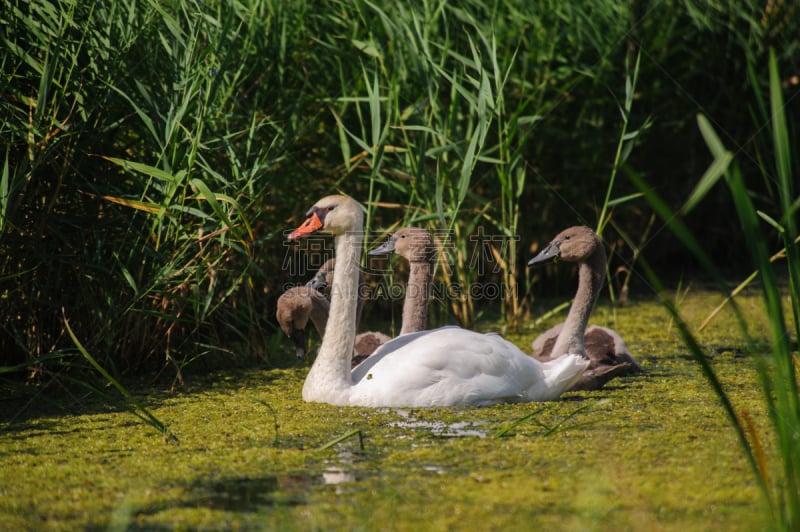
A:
0 291 783 530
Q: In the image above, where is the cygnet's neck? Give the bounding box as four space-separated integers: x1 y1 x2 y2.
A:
550 246 606 357
400 260 431 335
302 231 361 403
307 290 330 337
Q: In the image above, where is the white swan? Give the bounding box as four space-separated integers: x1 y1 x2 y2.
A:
527 226 642 390
287 194 588 407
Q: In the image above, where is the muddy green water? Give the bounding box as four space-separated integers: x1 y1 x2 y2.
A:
0 292 780 530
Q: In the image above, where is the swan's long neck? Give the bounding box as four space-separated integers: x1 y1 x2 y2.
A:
355 278 367 330
302 231 361 404
550 246 606 358
400 260 431 335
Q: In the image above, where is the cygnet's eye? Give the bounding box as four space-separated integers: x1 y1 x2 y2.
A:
400 234 406 239
564 235 571 240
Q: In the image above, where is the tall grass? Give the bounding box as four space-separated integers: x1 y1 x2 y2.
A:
329 3 527 328
633 50 799 529
324 0 644 329
0 0 316 382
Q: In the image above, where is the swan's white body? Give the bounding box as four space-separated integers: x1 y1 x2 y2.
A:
289 195 588 407
347 327 590 406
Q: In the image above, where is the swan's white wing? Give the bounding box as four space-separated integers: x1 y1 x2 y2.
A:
537 352 591 393
349 326 586 407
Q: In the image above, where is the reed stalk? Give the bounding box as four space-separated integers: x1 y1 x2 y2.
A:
633 50 800 529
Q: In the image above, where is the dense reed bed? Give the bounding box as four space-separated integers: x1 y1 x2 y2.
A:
3 0 796 376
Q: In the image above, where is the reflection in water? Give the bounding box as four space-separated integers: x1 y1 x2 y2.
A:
142 410 485 519
182 468 359 514
187 476 306 512
390 410 487 438
322 467 356 485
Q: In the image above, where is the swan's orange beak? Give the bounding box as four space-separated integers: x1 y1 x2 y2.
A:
288 212 323 240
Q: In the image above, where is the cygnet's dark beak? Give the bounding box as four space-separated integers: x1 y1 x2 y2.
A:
289 329 307 359
306 276 327 292
527 240 561 267
368 236 397 256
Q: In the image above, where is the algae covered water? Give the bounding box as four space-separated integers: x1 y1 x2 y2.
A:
0 293 775 530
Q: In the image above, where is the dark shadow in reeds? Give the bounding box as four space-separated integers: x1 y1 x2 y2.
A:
631 50 799 529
